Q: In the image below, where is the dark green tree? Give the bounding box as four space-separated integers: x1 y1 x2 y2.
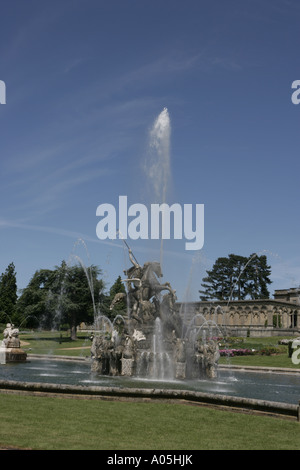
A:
199 257 233 301
227 254 249 301
16 268 55 328
17 261 105 339
101 275 127 319
0 262 18 324
48 261 105 340
244 253 272 299
199 253 272 301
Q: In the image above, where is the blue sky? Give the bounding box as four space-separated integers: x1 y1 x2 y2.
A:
0 0 299 301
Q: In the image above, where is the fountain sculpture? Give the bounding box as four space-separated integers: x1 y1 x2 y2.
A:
91 249 220 379
0 323 27 364
91 108 219 380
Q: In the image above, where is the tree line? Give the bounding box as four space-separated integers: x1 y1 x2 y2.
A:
0 252 273 338
0 261 126 340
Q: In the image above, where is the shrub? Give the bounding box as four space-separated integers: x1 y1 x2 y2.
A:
219 348 254 357
258 346 285 356
226 337 244 345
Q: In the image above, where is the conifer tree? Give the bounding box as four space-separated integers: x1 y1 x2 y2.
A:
101 275 127 319
199 253 272 301
0 262 18 323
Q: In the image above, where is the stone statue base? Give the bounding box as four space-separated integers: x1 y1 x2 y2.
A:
205 366 217 379
2 348 27 363
175 362 186 380
1 324 27 364
121 358 135 376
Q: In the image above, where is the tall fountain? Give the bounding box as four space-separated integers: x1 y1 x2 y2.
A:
91 107 219 379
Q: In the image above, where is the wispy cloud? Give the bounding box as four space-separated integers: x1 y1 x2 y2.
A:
209 57 242 71
63 57 92 75
23 167 110 212
0 217 123 249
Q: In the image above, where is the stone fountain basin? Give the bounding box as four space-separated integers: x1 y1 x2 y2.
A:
0 356 299 409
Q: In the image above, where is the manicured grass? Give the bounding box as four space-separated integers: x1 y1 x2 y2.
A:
0 393 299 450
219 354 300 369
18 331 92 357
219 353 300 368
219 335 300 369
1 332 299 450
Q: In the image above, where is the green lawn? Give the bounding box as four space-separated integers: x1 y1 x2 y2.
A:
218 335 300 369
219 353 300 368
0 332 299 450
18 330 92 357
0 393 299 450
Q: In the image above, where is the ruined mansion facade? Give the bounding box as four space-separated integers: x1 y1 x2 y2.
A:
177 288 300 337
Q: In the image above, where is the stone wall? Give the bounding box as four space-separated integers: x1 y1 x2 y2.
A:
176 299 300 336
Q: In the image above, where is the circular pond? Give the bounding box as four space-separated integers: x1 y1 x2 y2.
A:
0 358 299 405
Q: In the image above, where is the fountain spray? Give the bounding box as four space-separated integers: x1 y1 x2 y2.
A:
146 107 172 268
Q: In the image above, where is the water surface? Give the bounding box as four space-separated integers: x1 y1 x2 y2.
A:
0 359 299 405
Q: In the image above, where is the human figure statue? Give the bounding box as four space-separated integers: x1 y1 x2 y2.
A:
3 323 21 348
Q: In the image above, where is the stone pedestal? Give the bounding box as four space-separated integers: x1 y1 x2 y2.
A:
1 324 27 364
121 358 135 376
91 358 102 373
205 365 217 379
175 362 186 380
4 348 27 363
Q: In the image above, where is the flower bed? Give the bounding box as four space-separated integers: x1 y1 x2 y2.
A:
220 346 286 357
219 348 254 357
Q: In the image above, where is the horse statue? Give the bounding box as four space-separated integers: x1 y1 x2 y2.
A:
110 250 176 327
